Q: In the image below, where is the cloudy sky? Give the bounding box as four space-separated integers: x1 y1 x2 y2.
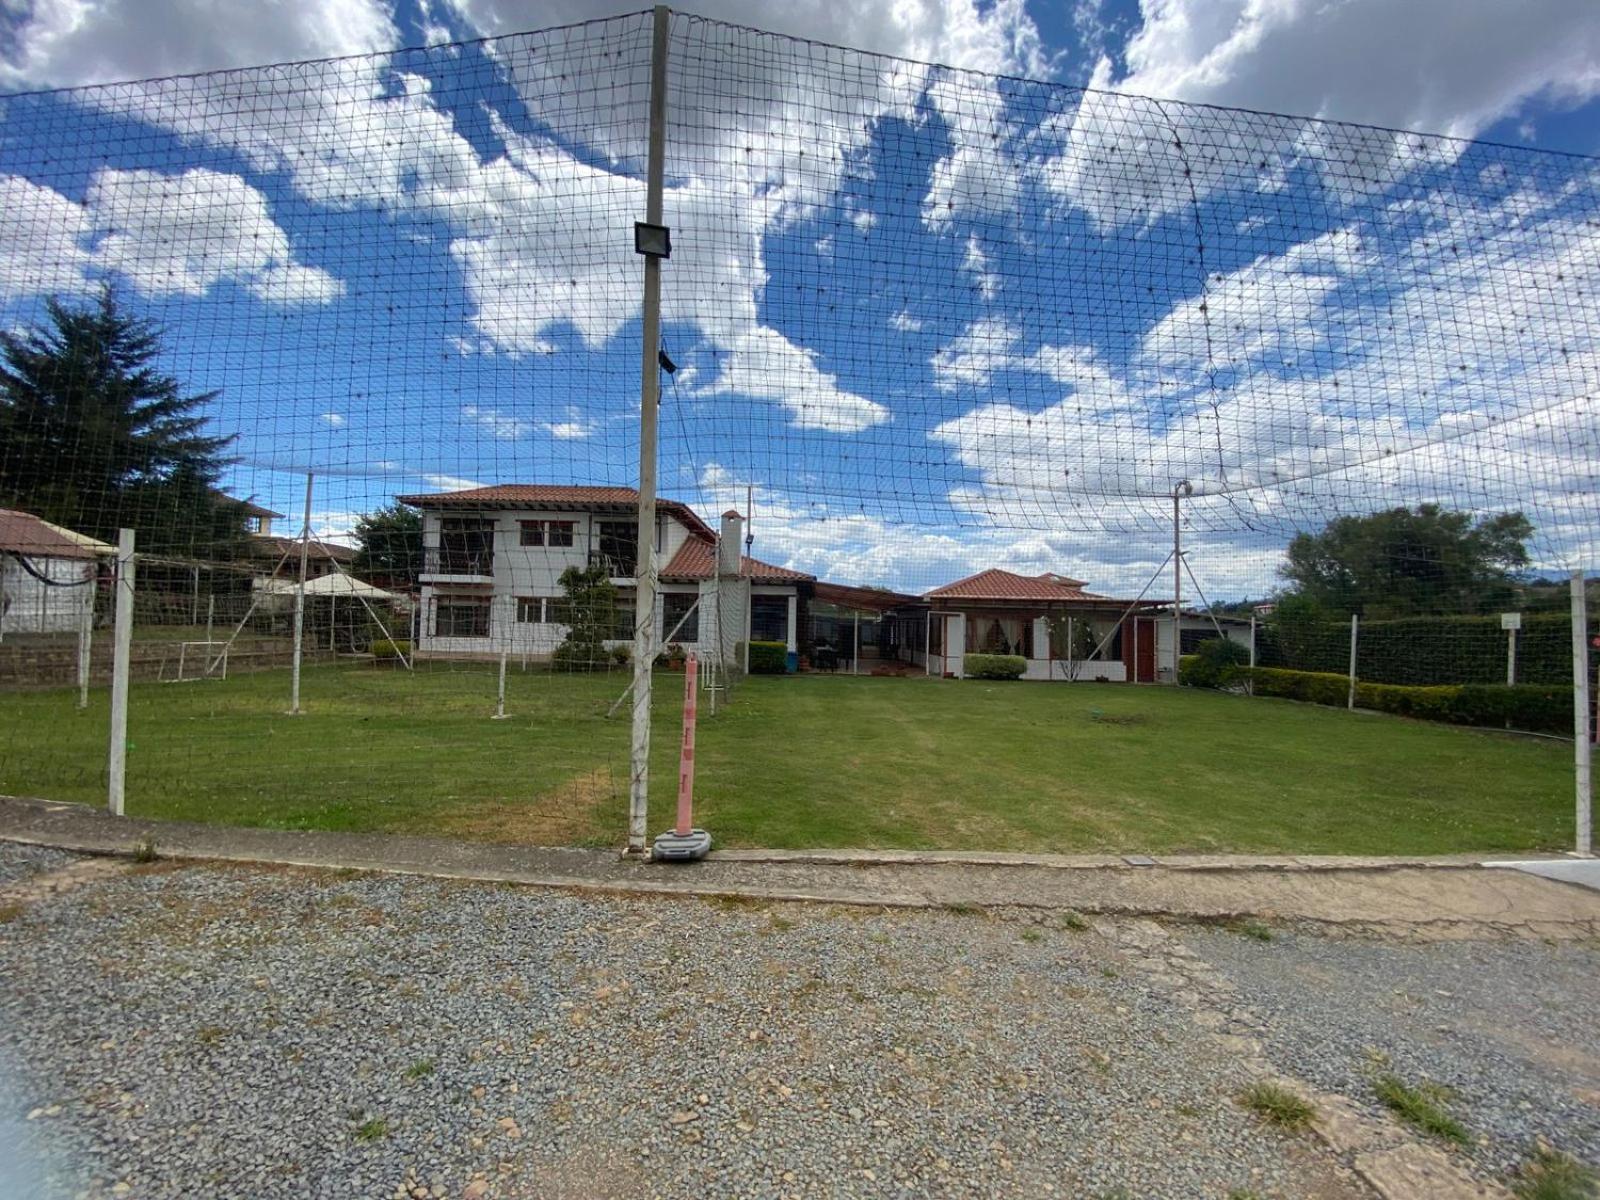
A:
2 0 1598 597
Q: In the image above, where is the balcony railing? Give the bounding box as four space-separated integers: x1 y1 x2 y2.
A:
589 550 637 578
422 546 494 578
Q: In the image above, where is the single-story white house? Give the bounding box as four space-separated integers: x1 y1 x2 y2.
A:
0 508 113 639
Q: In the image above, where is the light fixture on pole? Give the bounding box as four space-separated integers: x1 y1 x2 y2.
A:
634 221 671 259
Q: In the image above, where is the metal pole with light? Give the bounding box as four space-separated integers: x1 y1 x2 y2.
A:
1171 480 1192 683
627 4 672 856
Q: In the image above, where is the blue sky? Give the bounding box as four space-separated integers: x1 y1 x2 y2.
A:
1 0 1598 598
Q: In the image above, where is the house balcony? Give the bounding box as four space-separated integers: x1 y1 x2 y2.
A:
420 546 495 584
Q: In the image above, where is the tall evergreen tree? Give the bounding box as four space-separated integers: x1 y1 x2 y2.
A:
0 288 244 556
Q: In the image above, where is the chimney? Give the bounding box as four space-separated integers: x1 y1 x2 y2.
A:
718 510 743 576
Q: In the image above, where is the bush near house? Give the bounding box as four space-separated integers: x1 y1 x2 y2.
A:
1179 638 1250 688
747 641 789 674
964 653 1026 680
1239 666 1572 734
371 639 411 661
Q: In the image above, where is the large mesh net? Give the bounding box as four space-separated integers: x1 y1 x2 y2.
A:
0 10 1595 849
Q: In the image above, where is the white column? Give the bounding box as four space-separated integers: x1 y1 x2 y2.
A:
785 593 798 667
948 613 966 678
107 529 135 817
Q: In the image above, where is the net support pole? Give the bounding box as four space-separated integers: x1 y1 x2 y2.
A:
1572 570 1592 857
493 650 510 720
1248 614 1257 696
76 561 94 710
107 529 135 817
1507 625 1517 686
289 472 314 716
1170 481 1191 683
1347 614 1359 711
853 611 860 675
627 4 671 856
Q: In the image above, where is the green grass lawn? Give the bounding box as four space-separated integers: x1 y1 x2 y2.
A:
0 665 1580 854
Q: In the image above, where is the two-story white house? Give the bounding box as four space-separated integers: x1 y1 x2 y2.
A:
395 485 814 668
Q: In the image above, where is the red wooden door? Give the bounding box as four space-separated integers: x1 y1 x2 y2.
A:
1134 617 1157 682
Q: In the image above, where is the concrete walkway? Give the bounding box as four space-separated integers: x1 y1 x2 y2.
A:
3 794 1598 939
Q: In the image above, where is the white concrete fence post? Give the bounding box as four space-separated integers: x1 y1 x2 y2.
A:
1347 613 1359 711
107 529 135 817
1572 570 1592 857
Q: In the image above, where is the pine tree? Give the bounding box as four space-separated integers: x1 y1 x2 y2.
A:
0 288 243 556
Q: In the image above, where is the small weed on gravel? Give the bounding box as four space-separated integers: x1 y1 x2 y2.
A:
132 837 158 864
1239 1081 1316 1130
404 1060 434 1080
1511 1148 1598 1200
355 1117 388 1142
941 901 984 917
0 903 24 924
1057 911 1090 932
1019 928 1043 943
1373 1072 1469 1145
1225 919 1274 942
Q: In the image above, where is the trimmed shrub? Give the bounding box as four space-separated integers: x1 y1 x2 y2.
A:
1179 637 1250 688
747 641 789 674
371 638 411 660
610 645 631 666
964 653 1026 680
1239 667 1573 733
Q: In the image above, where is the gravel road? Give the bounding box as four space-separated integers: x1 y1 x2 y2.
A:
0 841 75 887
0 846 1364 1200
1188 924 1600 1176
5 844 1598 1200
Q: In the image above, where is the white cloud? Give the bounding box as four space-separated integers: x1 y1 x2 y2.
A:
1108 0 1600 143
0 0 397 90
0 168 340 305
542 409 593 440
419 473 483 492
889 310 924 333
318 413 347 427
930 316 1022 391
960 234 1001 300
461 404 531 440
697 326 889 433
1042 0 1600 229
928 181 1600 565
0 176 95 302
88 168 342 303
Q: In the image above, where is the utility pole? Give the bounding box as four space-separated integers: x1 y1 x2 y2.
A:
627 4 672 855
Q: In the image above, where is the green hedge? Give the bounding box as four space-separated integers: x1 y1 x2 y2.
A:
371 638 411 660
1179 638 1250 688
1258 611 1584 686
964 653 1026 680
747 641 789 674
1239 666 1572 733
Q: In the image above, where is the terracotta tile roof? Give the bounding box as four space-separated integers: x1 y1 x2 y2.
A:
249 534 356 563
660 537 814 583
925 568 1109 603
394 485 715 542
0 508 114 559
